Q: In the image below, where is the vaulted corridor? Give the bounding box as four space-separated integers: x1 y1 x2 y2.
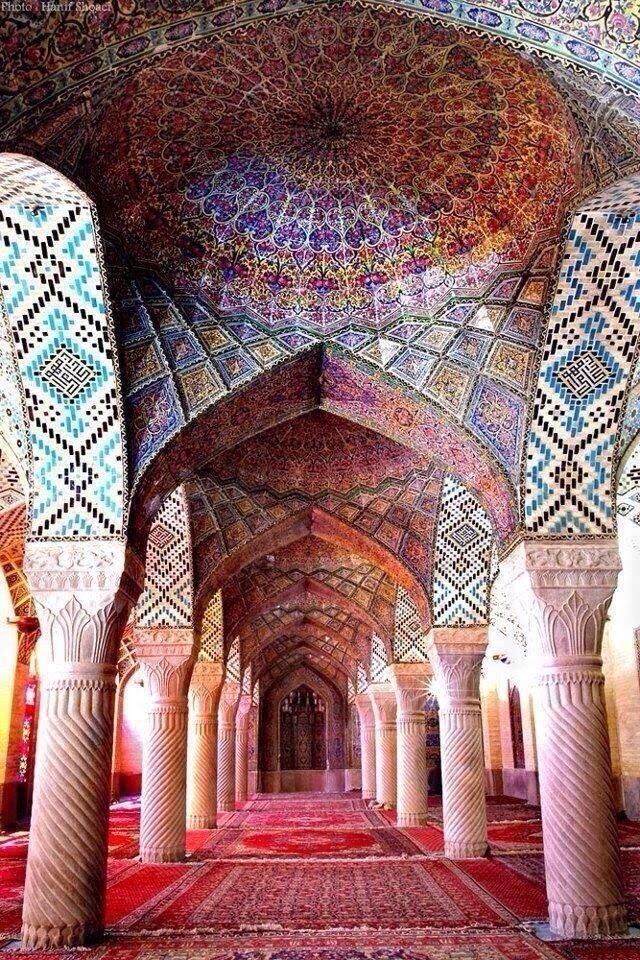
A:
1 792 639 959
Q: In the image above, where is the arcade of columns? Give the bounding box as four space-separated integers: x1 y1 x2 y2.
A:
0 9 639 952
15 536 627 948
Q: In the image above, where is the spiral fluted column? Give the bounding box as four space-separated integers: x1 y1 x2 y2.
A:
137 633 196 862
21 542 139 950
505 540 626 939
354 694 376 800
235 694 252 803
187 661 224 829
389 663 432 827
218 682 240 812
368 683 397 807
432 627 488 859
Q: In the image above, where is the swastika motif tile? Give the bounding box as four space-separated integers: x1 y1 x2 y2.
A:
432 474 494 626
0 154 126 539
525 175 640 535
136 486 193 628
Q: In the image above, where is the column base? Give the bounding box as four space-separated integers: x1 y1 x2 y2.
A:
549 901 627 939
397 811 428 827
187 814 216 829
217 801 236 812
139 844 185 863
445 840 488 859
21 921 98 950
362 789 375 801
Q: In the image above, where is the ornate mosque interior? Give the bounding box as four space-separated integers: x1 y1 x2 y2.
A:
0 2 640 958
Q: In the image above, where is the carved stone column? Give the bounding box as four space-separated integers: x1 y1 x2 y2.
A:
187 661 224 829
368 682 397 807
389 663 432 827
354 694 376 800
136 632 196 862
505 540 626 938
235 694 252 803
21 542 139 950
217 682 240 812
432 626 488 859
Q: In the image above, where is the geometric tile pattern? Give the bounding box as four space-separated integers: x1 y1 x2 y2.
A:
525 175 640 535
371 632 389 682
136 486 193 628
357 660 368 694
221 540 398 644
432 475 494 626
189 467 442 597
199 591 223 663
0 155 126 538
118 246 549 485
226 635 241 684
393 586 429 663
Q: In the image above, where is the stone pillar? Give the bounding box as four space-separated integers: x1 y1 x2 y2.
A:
354 694 376 800
217 682 240 812
389 663 432 827
187 661 224 829
235 694 251 803
368 682 397 807
20 542 138 949
432 625 488 859
506 540 626 938
136 632 196 862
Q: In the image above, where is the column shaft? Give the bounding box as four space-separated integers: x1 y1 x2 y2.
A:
187 662 224 829
141 701 188 860
355 695 376 800
368 684 397 807
137 634 196 863
432 627 488 859
390 664 431 827
506 540 626 938
20 542 137 950
218 683 240 812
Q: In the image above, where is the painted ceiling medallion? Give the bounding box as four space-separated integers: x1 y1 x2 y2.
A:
91 4 578 331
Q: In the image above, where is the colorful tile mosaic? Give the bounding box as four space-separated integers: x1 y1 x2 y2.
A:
525 175 640 535
199 591 223 663
432 475 494 625
136 487 193 628
0 155 126 538
1 0 639 151
393 586 430 663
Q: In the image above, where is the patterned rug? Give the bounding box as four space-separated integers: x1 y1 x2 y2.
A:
113 858 517 932
14 930 567 959
4 792 640 959
193 825 422 858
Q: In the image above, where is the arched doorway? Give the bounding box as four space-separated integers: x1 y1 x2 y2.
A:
280 685 327 771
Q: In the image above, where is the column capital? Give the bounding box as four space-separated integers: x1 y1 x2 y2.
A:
236 692 252 724
135 629 196 700
189 660 224 715
430 626 488 706
219 681 241 724
502 538 621 659
354 693 375 723
388 662 432 715
368 682 396 723
23 540 142 669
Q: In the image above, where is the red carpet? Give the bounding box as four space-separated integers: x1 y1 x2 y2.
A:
2 793 640 959
195 824 422 858
14 930 567 959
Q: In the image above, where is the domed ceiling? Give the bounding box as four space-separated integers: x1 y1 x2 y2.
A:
89 4 579 332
